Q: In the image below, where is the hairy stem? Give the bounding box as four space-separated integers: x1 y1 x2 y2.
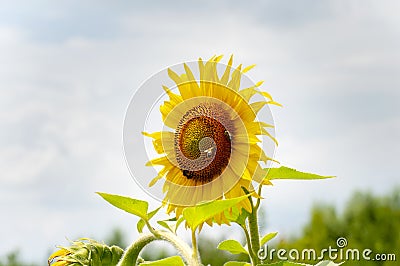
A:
191 230 200 264
241 224 257 265
117 230 195 266
248 201 261 265
255 185 263 209
117 233 156 266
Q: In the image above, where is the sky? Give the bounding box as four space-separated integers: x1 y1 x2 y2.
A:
0 0 399 263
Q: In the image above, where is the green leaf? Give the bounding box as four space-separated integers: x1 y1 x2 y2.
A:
218 239 248 255
137 219 146 233
225 206 250 226
260 232 278 246
156 216 181 233
183 194 249 230
137 207 161 233
148 206 161 220
97 192 148 220
140 256 184 266
265 166 334 181
224 262 251 266
157 220 174 233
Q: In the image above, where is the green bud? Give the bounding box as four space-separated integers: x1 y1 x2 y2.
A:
48 238 124 266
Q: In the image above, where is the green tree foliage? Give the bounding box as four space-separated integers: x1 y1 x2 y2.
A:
0 250 37 266
105 227 128 248
277 188 400 266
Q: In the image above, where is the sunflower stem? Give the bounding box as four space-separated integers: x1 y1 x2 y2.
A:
117 233 155 266
255 185 263 209
241 224 257 265
191 230 201 265
248 199 261 265
117 230 194 266
145 220 158 236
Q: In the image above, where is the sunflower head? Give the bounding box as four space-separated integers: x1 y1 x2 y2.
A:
48 239 123 266
144 55 279 223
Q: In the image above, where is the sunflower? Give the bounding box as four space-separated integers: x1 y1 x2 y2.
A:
48 239 123 266
144 55 279 224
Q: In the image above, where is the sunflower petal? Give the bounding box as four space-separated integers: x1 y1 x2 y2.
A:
242 64 256 73
220 55 233 85
227 64 242 91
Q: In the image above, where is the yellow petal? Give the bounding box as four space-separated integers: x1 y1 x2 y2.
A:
167 68 194 99
48 248 69 261
220 55 233 85
227 64 242 91
267 100 283 107
145 156 170 166
242 64 256 73
250 101 267 115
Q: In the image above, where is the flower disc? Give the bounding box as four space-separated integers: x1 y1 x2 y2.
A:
175 104 232 183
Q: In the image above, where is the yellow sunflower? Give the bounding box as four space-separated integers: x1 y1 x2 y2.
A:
144 55 279 224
